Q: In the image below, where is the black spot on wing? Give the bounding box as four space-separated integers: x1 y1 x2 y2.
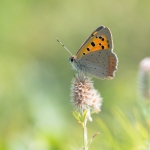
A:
87 48 90 51
91 42 95 47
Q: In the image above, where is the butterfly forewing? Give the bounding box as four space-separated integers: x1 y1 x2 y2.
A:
76 26 113 59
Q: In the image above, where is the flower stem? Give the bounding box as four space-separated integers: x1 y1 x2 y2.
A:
83 117 88 150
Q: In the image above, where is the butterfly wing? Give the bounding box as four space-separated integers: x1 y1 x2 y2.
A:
76 26 118 79
76 50 118 79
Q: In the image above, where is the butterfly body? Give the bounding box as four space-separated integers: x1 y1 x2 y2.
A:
69 25 118 79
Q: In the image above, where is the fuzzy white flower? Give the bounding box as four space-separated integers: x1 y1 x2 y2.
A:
70 75 102 114
138 57 150 100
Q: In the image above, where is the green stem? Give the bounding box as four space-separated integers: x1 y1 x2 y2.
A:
83 116 88 150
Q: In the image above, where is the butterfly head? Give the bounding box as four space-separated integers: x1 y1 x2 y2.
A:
68 55 78 71
69 55 76 62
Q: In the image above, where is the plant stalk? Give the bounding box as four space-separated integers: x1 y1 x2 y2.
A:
83 117 88 150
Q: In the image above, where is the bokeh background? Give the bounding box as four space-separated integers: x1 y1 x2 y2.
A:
0 0 150 149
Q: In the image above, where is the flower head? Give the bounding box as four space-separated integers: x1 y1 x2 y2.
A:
70 75 102 114
138 57 150 100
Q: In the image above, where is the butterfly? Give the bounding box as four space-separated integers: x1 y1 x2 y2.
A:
57 26 118 79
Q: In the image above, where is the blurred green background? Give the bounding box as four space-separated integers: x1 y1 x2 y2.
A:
0 0 150 149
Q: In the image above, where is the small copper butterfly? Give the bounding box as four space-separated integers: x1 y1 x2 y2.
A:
57 25 118 79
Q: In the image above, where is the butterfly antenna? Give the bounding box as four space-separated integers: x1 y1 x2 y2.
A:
56 38 73 56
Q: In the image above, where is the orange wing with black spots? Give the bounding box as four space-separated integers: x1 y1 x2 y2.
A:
76 26 113 59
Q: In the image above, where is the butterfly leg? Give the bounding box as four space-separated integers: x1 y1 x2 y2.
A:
77 67 88 83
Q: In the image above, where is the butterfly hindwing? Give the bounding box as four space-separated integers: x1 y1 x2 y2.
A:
77 50 117 79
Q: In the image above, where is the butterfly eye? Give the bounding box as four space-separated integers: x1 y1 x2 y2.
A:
70 58 74 62
69 57 74 62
